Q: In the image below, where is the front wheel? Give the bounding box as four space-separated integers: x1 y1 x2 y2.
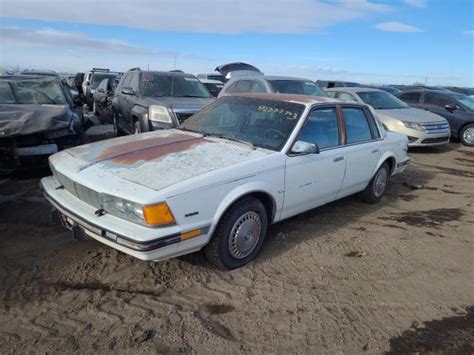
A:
134 120 142 135
460 124 474 146
204 197 268 269
360 162 389 204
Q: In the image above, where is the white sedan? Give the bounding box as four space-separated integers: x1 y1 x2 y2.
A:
41 93 410 269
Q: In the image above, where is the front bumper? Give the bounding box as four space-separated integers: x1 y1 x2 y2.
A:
41 176 209 261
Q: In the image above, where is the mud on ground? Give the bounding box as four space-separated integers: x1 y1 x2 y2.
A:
0 144 473 354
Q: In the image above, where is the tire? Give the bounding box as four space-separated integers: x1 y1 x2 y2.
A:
460 124 474 146
360 162 390 204
134 120 142 135
204 196 268 269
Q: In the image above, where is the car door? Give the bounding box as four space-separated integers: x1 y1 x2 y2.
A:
281 106 346 219
422 92 460 133
95 79 107 106
337 106 382 198
119 73 137 132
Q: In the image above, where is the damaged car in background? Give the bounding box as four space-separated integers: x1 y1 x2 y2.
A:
112 67 214 134
41 93 410 269
0 75 84 174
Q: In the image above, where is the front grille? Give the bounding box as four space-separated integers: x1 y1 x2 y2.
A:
422 137 450 144
421 122 450 134
55 172 102 209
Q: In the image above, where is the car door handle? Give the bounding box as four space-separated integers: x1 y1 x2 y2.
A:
333 156 344 162
371 149 379 153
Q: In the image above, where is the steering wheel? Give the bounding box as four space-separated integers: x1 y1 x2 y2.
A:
263 128 286 140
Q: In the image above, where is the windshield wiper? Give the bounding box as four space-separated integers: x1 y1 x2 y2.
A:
204 133 255 149
179 95 208 98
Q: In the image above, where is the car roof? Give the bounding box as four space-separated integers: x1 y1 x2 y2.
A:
141 70 196 77
231 92 340 105
325 86 382 93
0 75 59 82
401 89 466 99
265 76 314 82
198 73 223 76
199 79 225 84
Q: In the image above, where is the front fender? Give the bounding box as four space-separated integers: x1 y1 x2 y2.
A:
131 105 150 132
208 181 280 238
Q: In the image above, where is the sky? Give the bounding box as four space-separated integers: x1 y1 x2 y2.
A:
0 0 473 86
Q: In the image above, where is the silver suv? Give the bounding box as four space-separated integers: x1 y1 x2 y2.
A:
219 74 327 98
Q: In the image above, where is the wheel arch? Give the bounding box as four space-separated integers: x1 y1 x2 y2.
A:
208 185 278 242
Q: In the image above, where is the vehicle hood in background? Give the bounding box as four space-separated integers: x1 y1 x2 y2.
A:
376 107 446 123
60 130 270 191
140 96 214 113
0 104 72 138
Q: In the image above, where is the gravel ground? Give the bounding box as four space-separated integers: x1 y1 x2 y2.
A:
0 142 473 354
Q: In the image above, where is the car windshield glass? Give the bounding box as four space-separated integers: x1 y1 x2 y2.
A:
358 91 408 109
180 96 305 151
456 96 474 111
2 80 66 105
269 80 327 96
141 74 211 98
91 74 117 87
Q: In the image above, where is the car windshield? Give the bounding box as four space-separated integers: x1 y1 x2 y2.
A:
358 91 408 109
91 74 117 88
269 80 327 96
180 96 305 151
141 73 212 98
456 95 474 111
0 80 66 105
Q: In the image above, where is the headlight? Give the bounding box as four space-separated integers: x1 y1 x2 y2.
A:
149 105 173 124
402 121 424 131
102 194 175 227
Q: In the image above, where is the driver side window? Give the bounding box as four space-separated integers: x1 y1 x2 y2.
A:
297 107 340 150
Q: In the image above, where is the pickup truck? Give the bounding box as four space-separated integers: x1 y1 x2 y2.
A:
41 93 410 269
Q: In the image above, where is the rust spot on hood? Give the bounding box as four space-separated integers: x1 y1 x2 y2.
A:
96 133 212 164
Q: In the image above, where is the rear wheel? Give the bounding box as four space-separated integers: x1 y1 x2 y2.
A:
360 162 389 204
205 197 268 269
460 124 474 146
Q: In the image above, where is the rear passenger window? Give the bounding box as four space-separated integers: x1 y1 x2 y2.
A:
251 81 266 93
400 92 421 103
336 92 357 102
423 93 452 107
297 108 339 150
226 80 253 94
342 107 373 144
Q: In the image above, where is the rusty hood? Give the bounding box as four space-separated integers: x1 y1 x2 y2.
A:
59 129 270 191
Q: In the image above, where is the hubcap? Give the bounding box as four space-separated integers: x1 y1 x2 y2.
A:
373 168 388 197
463 127 474 144
228 211 261 259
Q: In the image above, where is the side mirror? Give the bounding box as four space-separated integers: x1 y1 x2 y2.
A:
290 141 319 155
445 104 456 112
121 87 135 95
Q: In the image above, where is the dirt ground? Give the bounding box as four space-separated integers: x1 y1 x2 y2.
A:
0 143 473 354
